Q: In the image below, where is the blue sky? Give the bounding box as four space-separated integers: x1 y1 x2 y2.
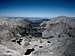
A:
0 0 75 17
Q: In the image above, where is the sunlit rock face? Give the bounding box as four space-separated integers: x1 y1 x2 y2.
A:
41 16 75 38
42 22 68 37
40 16 75 56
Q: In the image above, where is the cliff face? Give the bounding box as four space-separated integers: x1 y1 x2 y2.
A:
40 16 75 56
41 16 75 37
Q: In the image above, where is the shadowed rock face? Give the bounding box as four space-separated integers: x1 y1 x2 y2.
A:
17 39 23 45
24 48 35 55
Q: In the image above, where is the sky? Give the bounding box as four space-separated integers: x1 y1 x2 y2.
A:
0 0 75 18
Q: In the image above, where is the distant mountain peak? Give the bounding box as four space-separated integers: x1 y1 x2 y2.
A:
55 16 71 19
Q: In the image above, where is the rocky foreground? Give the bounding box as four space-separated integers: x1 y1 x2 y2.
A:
0 16 75 56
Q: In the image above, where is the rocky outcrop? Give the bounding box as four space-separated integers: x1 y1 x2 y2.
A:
0 17 31 41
